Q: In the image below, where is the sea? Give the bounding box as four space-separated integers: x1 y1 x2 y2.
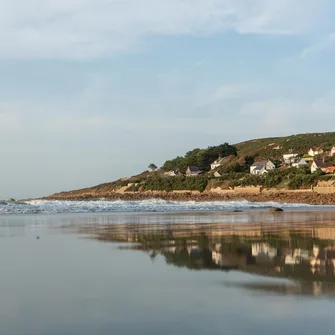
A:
1 199 335 335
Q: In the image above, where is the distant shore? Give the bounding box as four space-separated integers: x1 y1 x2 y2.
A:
45 190 335 205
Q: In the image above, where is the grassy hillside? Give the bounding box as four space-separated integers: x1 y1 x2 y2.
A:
235 132 335 161
48 132 335 198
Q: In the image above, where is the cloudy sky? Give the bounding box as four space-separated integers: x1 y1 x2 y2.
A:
1 0 335 198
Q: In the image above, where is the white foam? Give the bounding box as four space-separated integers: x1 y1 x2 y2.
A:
0 198 331 215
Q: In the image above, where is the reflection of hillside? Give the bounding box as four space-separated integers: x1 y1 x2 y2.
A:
225 281 335 297
78 214 335 297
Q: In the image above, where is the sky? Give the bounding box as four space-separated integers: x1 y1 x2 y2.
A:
1 0 335 199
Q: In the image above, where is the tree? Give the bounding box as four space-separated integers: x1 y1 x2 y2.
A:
148 163 158 171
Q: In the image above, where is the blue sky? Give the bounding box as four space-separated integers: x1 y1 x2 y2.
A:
1 0 335 198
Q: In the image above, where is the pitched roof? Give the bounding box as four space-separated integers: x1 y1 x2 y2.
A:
251 160 268 167
187 165 201 172
212 157 226 165
313 159 333 168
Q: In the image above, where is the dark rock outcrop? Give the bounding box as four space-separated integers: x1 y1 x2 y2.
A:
269 207 284 212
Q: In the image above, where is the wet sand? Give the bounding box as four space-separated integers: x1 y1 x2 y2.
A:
2 210 335 335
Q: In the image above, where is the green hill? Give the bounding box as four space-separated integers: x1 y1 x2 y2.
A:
161 132 335 174
235 132 335 160
48 132 335 199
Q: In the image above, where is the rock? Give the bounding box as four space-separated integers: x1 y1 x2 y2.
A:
269 207 284 212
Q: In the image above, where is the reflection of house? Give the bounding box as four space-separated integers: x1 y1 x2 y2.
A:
187 246 200 255
285 249 309 265
186 166 203 176
311 159 333 173
250 160 275 175
210 157 226 170
165 246 177 253
252 243 277 258
212 251 223 266
308 148 324 157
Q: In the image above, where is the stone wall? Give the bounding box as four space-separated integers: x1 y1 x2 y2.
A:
313 186 335 194
209 186 262 195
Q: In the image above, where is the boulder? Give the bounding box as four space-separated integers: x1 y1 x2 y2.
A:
269 207 284 212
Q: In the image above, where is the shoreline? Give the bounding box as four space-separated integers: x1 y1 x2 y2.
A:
44 190 335 205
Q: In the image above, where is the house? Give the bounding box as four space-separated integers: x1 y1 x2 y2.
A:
210 157 226 170
283 153 299 165
303 156 314 162
214 171 221 178
186 166 203 176
164 170 180 177
329 146 335 156
250 160 275 175
311 159 333 173
250 166 269 175
292 158 308 168
325 166 335 174
308 147 324 157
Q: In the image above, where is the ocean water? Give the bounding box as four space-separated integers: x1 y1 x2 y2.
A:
0 199 333 215
1 208 335 334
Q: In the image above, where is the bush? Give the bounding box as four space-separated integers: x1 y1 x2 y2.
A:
142 175 209 192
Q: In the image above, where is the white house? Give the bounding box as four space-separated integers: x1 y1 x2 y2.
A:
308 148 324 157
164 170 179 177
329 146 335 156
283 153 299 165
250 160 275 175
210 157 226 170
214 171 221 178
311 159 333 173
292 158 308 168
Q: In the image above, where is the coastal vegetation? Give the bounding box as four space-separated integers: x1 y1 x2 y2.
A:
48 132 335 199
162 142 237 172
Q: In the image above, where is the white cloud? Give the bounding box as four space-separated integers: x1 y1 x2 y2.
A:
238 94 335 135
210 83 255 102
0 102 23 136
300 32 335 57
0 0 330 59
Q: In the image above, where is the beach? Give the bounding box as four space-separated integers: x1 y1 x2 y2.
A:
1 207 335 334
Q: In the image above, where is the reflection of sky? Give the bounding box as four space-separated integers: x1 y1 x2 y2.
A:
1 214 335 335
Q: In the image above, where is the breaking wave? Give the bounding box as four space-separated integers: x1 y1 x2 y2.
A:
0 199 330 215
